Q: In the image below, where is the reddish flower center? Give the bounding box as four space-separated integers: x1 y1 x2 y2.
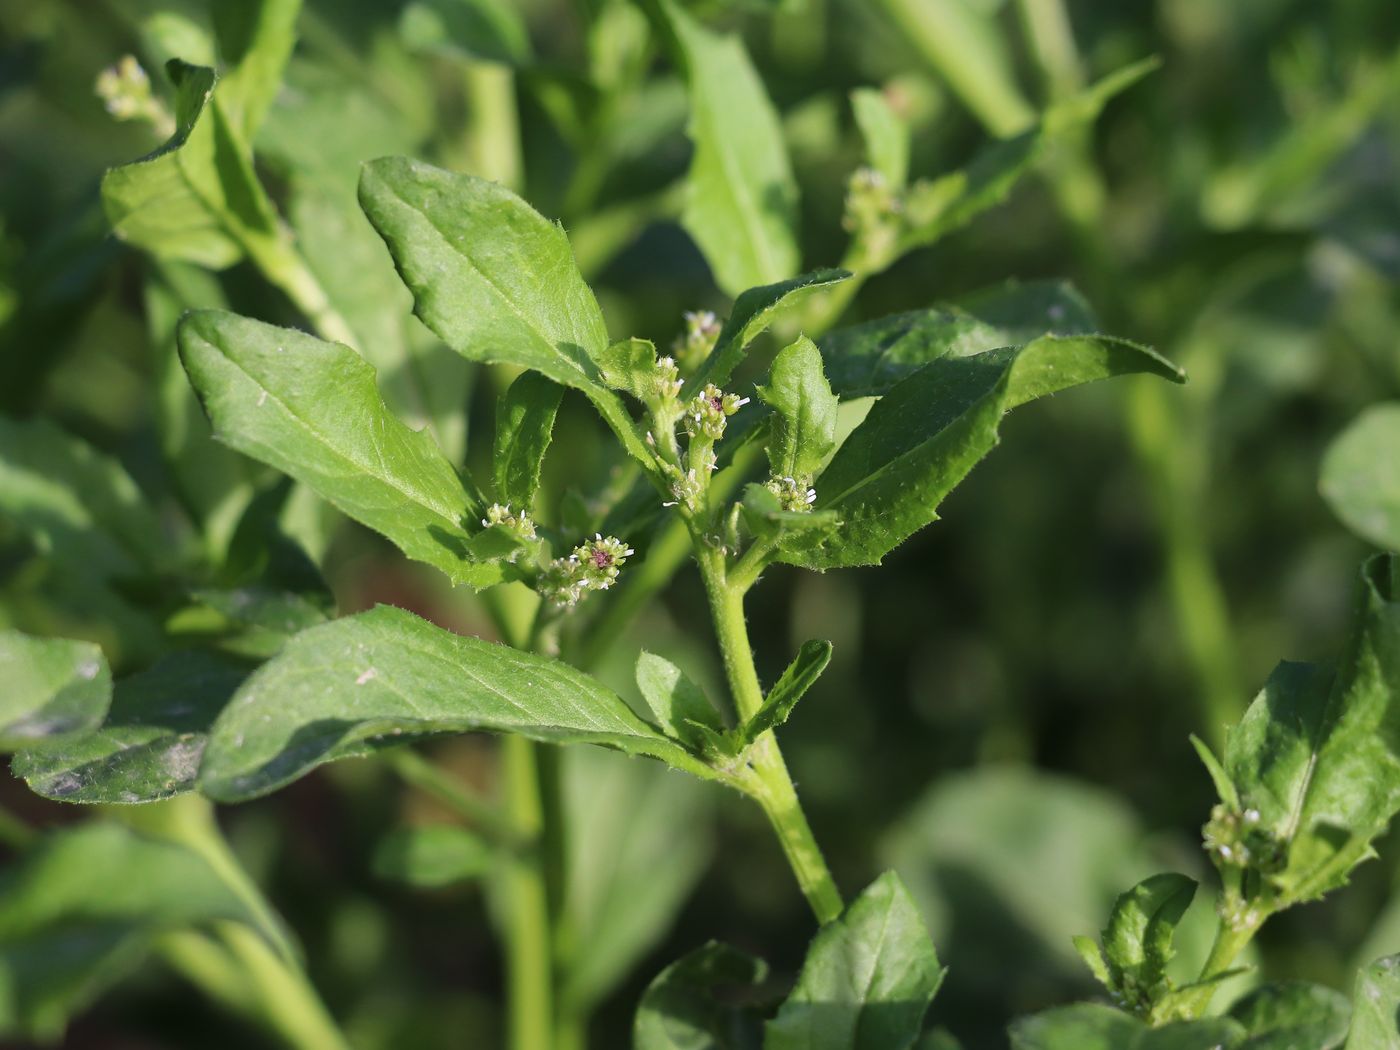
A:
590 547 613 569
709 396 724 412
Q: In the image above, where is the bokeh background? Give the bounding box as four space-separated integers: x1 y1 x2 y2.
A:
1 0 1398 1046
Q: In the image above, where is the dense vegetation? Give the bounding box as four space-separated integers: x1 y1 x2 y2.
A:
1 1 1399 1048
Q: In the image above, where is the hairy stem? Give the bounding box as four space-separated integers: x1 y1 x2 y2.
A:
1169 912 1262 1021
698 547 843 924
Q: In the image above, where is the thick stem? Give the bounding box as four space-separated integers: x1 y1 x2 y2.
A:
460 62 522 191
698 549 844 924
1170 912 1262 1021
501 734 554 1050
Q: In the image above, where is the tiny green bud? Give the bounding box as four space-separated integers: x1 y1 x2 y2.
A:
684 383 747 441
766 474 817 512
481 503 538 541
655 355 685 401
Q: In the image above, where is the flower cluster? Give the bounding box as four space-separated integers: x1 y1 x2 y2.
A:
1203 804 1284 874
95 56 174 137
684 383 748 441
766 475 817 512
843 166 903 262
538 534 635 607
671 310 721 371
654 355 685 401
481 503 537 541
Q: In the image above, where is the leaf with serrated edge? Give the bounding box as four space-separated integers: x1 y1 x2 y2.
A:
699 268 851 389
767 871 945 1050
739 640 832 747
178 310 503 589
357 157 649 463
662 0 799 297
494 372 563 510
197 605 718 801
0 631 110 752
1222 555 1400 905
759 336 839 482
1227 981 1350 1050
783 336 1185 570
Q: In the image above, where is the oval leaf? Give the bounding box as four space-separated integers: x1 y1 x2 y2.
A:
0 631 110 752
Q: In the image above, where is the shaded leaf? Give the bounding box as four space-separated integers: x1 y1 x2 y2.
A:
767 871 944 1050
1228 981 1350 1050
494 372 564 510
1009 1003 1244 1050
1078 874 1196 1016
399 0 531 64
560 746 714 1014
634 941 767 1050
0 822 283 1041
635 652 725 750
13 652 246 804
212 0 301 141
372 824 494 888
782 336 1185 569
197 605 719 801
662 0 800 296
1345 954 1400 1049
0 631 110 752
177 310 503 589
1320 404 1400 551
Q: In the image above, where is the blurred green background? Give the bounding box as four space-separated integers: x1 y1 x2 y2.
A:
1 0 1398 1046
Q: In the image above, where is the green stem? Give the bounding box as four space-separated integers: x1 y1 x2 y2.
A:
501 734 555 1050
1013 0 1083 100
697 548 843 924
460 62 522 191
122 797 349 1050
255 240 357 347
1170 913 1262 1021
384 747 519 845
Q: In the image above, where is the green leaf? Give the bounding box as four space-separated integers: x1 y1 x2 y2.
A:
102 62 240 268
0 631 110 752
700 268 851 389
758 336 839 482
1081 873 1196 1015
1009 1003 1244 1050
1220 555 1400 904
357 156 648 461
103 61 286 271
818 280 1095 399
559 747 714 1013
1228 982 1350 1050
372 824 495 888
177 309 503 589
197 605 720 801
662 0 800 297
212 0 301 141
737 639 832 747
598 337 661 402
740 483 840 542
781 336 1186 569
767 871 944 1050
1321 404 1400 551
494 372 563 511
0 822 284 1041
1190 734 1241 811
399 0 531 65
634 941 767 1050
635 652 725 750
851 87 909 188
1345 955 1400 1049
12 652 245 804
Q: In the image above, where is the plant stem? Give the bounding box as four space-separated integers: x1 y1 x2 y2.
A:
122 797 349 1050
697 548 843 924
460 62 522 191
1170 912 1262 1020
501 734 555 1050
